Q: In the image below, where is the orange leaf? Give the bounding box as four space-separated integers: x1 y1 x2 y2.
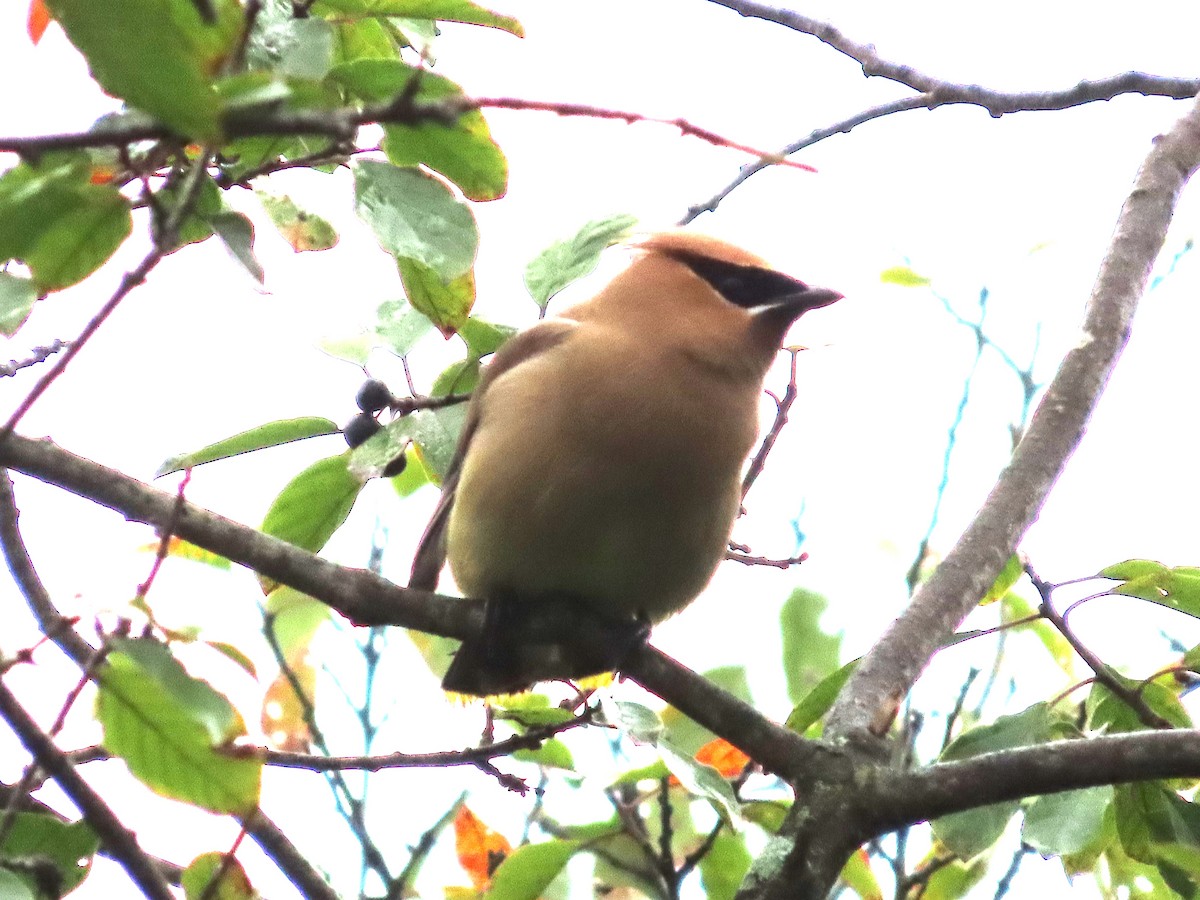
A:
90 165 117 185
27 0 51 44
694 738 752 777
454 806 511 891
261 661 316 752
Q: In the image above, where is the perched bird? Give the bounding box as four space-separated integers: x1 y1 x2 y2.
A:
410 231 841 695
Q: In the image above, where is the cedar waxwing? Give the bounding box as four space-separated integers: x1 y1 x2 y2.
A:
410 232 841 695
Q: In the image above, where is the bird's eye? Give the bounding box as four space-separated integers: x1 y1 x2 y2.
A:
672 253 809 310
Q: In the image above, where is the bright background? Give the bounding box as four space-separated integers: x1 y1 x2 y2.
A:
2 0 1200 896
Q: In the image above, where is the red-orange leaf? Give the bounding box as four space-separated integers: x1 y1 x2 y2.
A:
27 0 51 43
454 806 511 891
694 738 752 777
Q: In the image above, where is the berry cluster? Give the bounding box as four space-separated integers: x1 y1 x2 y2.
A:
343 379 408 478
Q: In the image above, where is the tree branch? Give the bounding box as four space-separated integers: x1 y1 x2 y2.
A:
869 730 1200 832
0 434 824 781
736 84 1200 900
703 0 1199 114
0 96 815 172
825 90 1200 741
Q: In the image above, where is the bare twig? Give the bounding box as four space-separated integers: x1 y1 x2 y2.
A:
262 713 591 771
1028 563 1173 730
0 341 70 378
742 348 801 501
725 550 807 569
703 0 1199 113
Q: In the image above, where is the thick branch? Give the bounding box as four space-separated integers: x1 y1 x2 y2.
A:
704 0 1199 114
826 91 1200 740
870 730 1200 832
0 434 823 780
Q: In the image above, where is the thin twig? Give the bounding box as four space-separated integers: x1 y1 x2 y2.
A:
0 341 70 378
262 713 591 770
1028 562 1173 730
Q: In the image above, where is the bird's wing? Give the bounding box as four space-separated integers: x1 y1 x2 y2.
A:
408 318 578 592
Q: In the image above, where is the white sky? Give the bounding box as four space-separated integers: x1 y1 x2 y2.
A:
2 0 1200 897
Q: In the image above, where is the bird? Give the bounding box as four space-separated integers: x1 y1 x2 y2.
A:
409 231 841 696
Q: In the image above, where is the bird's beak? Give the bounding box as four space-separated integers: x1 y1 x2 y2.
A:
772 286 844 317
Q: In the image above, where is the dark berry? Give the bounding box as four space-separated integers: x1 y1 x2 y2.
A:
343 412 382 448
355 379 393 414
381 453 408 478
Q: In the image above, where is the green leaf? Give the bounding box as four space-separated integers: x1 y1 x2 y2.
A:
780 587 842 705
982 554 1023 604
784 658 859 736
211 212 265 282
921 858 989 900
410 404 469 481
601 700 664 745
112 637 242 743
459 317 517 359
0 813 99 895
96 647 262 814
512 738 575 771
260 454 365 579
1115 782 1200 862
940 701 1067 761
258 193 338 252
931 802 1016 861
658 742 741 826
182 851 255 900
156 417 340 476
390 446 430 495
330 59 508 201
837 850 882 900
162 173 223 248
1086 678 1192 733
1099 559 1171 581
492 697 576 728
0 156 132 292
933 702 1070 860
329 16 400 64
0 869 35 900
349 418 416 481
699 831 751 900
398 257 476 336
879 265 931 287
375 298 435 356
354 160 479 281
1023 786 1112 856
524 214 637 309
431 358 480 397
44 0 240 142
314 0 524 36
485 840 577 900
742 800 790 834
1001 593 1074 674
0 273 38 336
265 586 332 662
